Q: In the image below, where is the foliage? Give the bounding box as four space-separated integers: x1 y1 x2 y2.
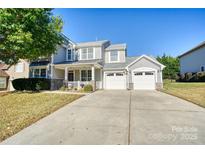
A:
157 54 180 80
12 78 50 91
83 84 93 92
177 72 205 82
59 85 67 91
0 9 63 65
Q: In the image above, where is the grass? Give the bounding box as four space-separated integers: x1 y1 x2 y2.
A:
162 80 205 107
0 92 82 142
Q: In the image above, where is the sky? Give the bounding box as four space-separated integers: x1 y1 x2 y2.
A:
53 9 205 57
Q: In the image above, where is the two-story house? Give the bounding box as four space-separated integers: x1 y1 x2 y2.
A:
0 59 30 91
179 41 205 74
29 35 165 90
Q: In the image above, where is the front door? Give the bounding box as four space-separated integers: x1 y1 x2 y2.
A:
68 71 74 81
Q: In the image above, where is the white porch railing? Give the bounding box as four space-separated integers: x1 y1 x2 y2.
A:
67 81 92 89
66 81 102 90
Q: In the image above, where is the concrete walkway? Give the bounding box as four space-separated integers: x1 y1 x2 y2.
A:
1 90 205 144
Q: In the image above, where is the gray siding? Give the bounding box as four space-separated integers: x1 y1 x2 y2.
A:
53 46 66 63
180 46 205 74
128 57 162 83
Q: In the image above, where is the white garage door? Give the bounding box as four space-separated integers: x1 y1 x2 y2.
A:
105 72 126 89
133 71 156 90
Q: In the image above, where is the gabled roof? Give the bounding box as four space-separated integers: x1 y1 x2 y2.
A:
0 69 9 77
103 56 139 70
126 55 165 69
0 63 9 70
60 33 76 45
105 44 127 51
30 61 50 67
178 41 205 58
76 40 110 48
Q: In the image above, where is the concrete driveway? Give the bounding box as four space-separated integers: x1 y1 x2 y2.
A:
1 90 205 144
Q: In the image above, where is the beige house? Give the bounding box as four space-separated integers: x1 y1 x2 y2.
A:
0 59 30 91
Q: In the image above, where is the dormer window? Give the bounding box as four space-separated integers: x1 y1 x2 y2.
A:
110 51 119 62
80 48 94 60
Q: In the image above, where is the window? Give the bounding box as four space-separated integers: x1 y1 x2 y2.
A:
81 48 87 60
110 51 118 62
34 69 40 77
134 72 143 76
107 73 114 76
15 62 24 72
145 72 154 75
0 77 6 89
67 49 72 60
88 48 94 59
81 48 94 60
81 70 92 81
33 69 46 78
40 69 46 78
116 73 123 76
201 66 205 72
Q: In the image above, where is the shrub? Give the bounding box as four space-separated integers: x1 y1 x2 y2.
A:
83 84 93 92
177 72 205 82
59 85 67 91
12 78 50 91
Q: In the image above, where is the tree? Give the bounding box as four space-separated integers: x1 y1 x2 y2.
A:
157 54 180 81
0 9 63 65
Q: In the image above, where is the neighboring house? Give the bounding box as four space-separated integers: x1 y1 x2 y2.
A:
0 59 30 91
0 64 9 91
179 41 205 74
30 35 165 90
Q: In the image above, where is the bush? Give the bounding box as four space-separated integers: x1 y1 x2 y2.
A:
12 78 50 91
177 72 205 82
83 84 93 92
59 85 67 91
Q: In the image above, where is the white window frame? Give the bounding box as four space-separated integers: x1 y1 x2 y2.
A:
67 48 73 61
80 70 92 81
109 51 119 63
80 48 95 60
32 68 47 78
15 62 24 73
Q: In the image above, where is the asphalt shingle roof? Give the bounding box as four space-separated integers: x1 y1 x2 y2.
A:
54 59 103 65
30 61 50 67
0 69 9 77
105 44 127 51
76 40 109 48
103 56 139 69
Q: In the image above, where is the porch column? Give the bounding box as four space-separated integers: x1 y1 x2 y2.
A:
91 66 95 91
65 67 68 81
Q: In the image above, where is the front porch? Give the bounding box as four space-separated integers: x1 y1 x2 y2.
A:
53 63 103 90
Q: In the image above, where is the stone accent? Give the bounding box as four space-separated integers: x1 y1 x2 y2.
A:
128 83 134 90
50 79 64 90
156 83 163 90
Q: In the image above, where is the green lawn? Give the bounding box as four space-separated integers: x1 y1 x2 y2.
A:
0 92 82 142
162 80 205 107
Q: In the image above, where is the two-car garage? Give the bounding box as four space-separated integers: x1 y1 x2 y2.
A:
103 55 164 90
104 68 157 90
